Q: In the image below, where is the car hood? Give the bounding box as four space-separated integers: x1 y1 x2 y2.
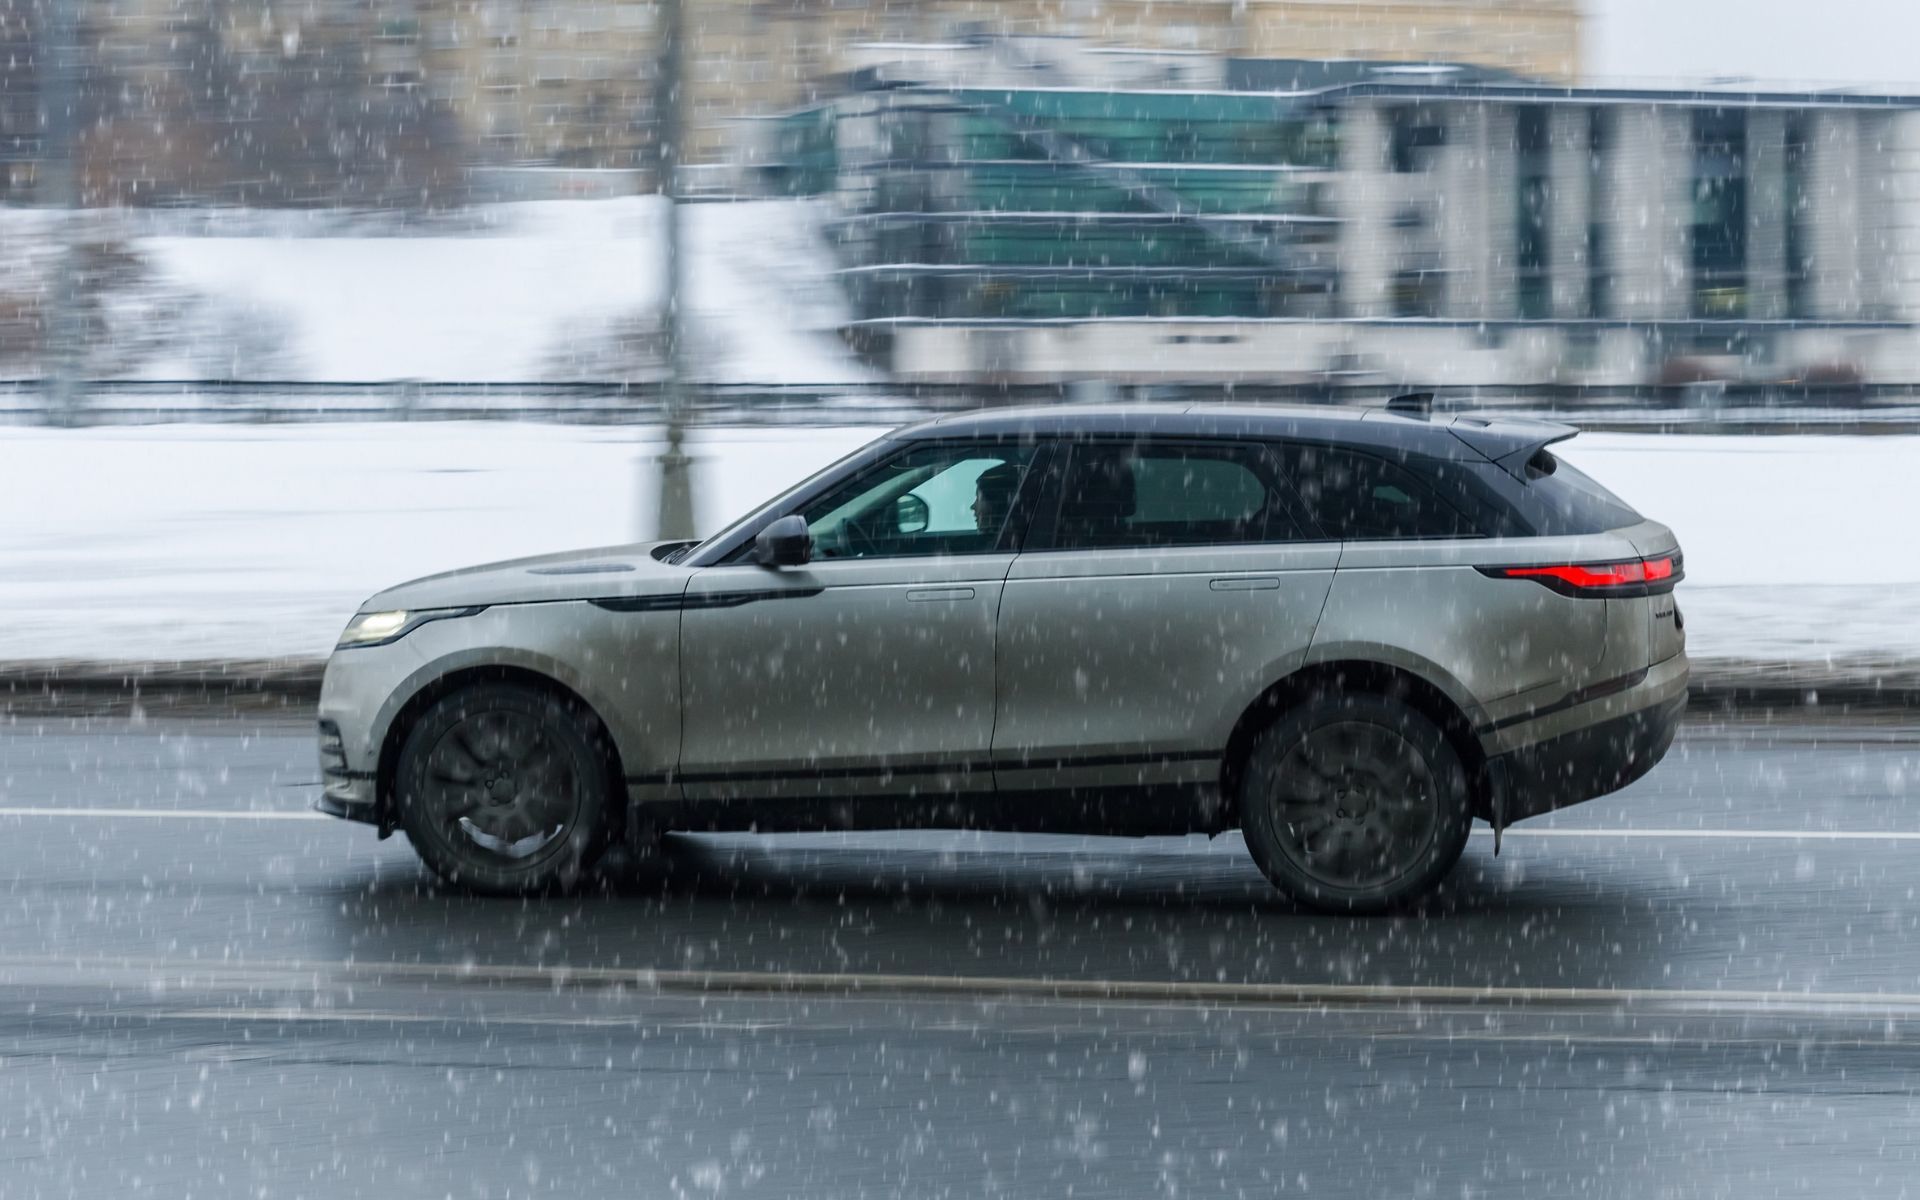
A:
362 542 696 612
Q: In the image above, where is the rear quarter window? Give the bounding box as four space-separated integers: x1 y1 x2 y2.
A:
1519 450 1643 535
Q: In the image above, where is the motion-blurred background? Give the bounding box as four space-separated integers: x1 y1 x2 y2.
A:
2 0 1916 688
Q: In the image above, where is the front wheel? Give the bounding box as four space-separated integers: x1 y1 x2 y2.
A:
1238 692 1472 914
393 683 617 894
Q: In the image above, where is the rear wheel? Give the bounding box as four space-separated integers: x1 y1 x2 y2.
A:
394 683 617 894
1238 692 1471 914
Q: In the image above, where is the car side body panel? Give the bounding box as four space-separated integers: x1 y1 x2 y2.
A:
1322 529 1651 748
677 555 1014 801
995 541 1340 791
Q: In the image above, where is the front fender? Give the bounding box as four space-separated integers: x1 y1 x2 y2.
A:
325 600 680 796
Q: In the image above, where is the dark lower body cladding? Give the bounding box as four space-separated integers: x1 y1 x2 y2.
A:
647 783 1230 840
1492 694 1687 825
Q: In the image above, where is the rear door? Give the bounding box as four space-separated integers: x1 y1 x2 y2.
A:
993 439 1338 796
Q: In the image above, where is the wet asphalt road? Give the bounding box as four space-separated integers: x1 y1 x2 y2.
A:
1 712 1917 1197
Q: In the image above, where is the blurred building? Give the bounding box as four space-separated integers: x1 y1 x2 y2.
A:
5 0 466 204
417 0 1577 175
757 44 1920 389
4 0 1577 199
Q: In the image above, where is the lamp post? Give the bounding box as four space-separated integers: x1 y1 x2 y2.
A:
40 0 83 427
651 0 696 539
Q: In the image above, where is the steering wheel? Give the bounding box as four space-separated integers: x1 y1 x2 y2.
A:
812 519 881 560
838 516 885 559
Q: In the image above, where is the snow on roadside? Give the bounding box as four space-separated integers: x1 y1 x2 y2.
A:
1555 433 1920 665
122 198 874 385
0 422 877 662
2 421 1914 664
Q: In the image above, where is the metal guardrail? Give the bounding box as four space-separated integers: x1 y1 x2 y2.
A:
6 379 1920 432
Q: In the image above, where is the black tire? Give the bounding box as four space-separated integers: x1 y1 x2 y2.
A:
393 682 618 894
1238 691 1471 914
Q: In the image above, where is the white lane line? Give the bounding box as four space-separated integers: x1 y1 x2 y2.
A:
158 1008 793 1032
1484 827 1920 842
1 808 1919 842
0 807 327 821
127 1006 1920 1050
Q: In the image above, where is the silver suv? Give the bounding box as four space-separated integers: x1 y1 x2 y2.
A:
317 403 1687 911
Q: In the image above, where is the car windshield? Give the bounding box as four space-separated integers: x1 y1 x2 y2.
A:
675 437 888 563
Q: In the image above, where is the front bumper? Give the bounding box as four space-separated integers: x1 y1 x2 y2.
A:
316 717 381 825
315 634 424 828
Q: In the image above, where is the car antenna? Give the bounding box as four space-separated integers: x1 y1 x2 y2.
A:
1384 391 1435 417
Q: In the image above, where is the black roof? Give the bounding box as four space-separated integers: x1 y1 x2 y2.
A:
893 402 1576 465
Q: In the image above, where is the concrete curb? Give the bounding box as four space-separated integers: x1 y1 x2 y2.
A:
2 659 324 716
5 657 1917 717
1680 658 1920 712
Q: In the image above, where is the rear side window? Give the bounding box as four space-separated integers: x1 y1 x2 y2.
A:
1520 450 1643 535
1042 441 1306 550
1284 445 1482 540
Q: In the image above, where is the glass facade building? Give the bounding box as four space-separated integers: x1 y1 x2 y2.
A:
825 88 1342 322
756 64 1920 386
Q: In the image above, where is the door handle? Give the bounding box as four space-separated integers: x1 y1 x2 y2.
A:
1210 576 1281 592
906 587 976 603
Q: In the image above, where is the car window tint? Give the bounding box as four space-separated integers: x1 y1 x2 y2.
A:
1520 450 1643 535
1048 442 1299 549
799 442 1038 560
1287 445 1481 540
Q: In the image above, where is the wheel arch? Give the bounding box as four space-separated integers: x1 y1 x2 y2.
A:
1219 657 1493 825
372 664 630 835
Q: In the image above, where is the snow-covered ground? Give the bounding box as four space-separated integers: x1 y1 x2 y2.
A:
6 199 873 385
1 421 1914 665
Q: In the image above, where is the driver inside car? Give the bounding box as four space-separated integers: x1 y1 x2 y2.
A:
971 461 1022 536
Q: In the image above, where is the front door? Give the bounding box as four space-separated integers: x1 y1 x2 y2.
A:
678 439 1043 803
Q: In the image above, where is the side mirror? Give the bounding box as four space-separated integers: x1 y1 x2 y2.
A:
894 493 930 535
754 515 813 567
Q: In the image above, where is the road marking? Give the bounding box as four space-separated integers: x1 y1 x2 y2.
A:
1484 827 1920 842
158 1008 792 1032
0 807 327 821
3 807 1920 843
145 1010 1920 1051
8 954 1920 1016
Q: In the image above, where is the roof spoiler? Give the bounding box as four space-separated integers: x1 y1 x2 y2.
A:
1448 417 1579 479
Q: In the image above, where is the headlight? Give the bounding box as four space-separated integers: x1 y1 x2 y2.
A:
335 607 483 650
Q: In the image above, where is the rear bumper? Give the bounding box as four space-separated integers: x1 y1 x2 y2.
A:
1487 658 1688 824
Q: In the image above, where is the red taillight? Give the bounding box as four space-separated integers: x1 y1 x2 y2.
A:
1504 561 1648 588
1482 553 1682 596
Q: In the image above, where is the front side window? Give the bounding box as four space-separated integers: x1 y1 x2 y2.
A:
1285 445 1482 540
1041 441 1304 550
792 441 1040 560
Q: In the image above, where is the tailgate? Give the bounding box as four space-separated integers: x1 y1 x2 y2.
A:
1623 520 1686 665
